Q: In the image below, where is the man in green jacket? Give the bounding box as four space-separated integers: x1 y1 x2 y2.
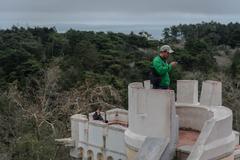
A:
150 45 177 89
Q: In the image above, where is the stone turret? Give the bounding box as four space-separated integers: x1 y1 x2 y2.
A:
56 80 240 160
125 81 178 160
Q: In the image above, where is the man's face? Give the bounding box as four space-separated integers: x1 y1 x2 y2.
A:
161 51 170 59
97 109 101 114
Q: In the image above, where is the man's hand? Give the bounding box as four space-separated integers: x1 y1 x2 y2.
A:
170 61 177 67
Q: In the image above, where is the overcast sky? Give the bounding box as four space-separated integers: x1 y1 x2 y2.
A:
0 0 240 27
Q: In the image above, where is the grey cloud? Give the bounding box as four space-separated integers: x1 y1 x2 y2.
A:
1 0 240 14
0 0 239 26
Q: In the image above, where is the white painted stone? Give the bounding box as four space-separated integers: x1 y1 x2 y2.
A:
88 121 107 147
78 120 88 143
143 80 151 89
67 108 128 160
184 106 236 160
62 80 237 160
176 105 213 130
106 150 127 160
124 129 146 150
163 95 179 160
206 106 233 143
135 137 169 160
233 130 240 146
234 149 240 159
127 82 143 130
177 80 198 104
200 80 222 107
126 82 176 159
71 114 87 145
70 147 81 158
106 126 126 154
106 108 128 122
201 133 235 160
55 138 74 147
129 87 173 138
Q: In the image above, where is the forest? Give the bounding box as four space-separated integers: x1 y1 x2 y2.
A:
0 21 240 160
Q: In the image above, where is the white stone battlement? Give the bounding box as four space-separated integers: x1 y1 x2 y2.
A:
66 108 129 160
176 80 238 160
57 80 240 160
177 80 199 105
176 80 222 107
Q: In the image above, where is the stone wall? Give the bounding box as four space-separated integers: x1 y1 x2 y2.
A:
69 108 128 160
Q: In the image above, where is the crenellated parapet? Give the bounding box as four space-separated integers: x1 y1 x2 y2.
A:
57 80 240 160
57 108 128 160
176 80 238 160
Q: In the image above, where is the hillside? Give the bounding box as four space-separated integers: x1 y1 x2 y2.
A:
0 22 240 160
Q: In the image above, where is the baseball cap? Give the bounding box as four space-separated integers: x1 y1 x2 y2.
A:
160 45 174 53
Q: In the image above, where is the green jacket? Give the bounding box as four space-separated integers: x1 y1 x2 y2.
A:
151 55 172 87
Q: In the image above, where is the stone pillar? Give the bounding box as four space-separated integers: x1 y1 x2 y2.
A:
71 114 88 144
70 114 88 158
177 80 198 105
125 82 176 159
200 80 222 107
143 80 151 89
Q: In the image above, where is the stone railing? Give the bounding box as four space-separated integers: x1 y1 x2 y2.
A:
176 80 237 160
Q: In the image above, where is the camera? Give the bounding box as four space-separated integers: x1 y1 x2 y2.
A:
176 60 184 64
